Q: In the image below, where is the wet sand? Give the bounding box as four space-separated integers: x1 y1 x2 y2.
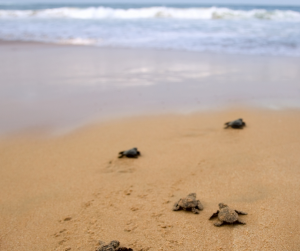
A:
1 109 300 250
1 41 300 135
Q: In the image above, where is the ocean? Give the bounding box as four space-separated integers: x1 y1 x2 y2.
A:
0 2 300 56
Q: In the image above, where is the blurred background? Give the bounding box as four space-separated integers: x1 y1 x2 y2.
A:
1 0 300 56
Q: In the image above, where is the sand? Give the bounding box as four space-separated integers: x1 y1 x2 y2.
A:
1 108 300 251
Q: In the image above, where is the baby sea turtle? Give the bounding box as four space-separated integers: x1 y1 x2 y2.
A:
173 193 203 214
97 240 133 251
209 203 247 226
118 148 140 158
224 118 246 129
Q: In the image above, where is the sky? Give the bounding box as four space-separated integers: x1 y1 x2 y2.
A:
1 0 300 5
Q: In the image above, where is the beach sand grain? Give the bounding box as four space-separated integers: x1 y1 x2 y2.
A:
1 109 300 250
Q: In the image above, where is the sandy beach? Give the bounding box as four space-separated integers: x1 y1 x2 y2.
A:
1 109 300 251
1 42 300 251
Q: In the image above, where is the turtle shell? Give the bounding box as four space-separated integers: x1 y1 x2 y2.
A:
218 207 239 223
178 197 198 209
123 148 139 157
230 119 244 127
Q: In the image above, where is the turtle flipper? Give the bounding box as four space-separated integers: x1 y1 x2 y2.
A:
197 200 204 211
209 210 219 220
235 210 247 215
236 219 246 225
214 220 224 227
191 208 200 214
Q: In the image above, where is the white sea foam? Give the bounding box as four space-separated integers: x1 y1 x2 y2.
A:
0 6 300 56
58 38 97 45
0 7 300 20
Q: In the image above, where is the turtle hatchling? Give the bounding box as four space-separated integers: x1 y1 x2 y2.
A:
224 118 246 129
209 203 247 227
173 193 204 214
97 240 133 251
118 147 140 158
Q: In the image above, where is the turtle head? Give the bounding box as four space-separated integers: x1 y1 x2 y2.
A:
218 203 228 209
109 240 120 248
187 193 196 198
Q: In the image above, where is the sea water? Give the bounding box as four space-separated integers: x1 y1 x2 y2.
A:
0 2 300 56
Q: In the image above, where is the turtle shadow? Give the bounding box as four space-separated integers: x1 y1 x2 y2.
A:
212 221 247 227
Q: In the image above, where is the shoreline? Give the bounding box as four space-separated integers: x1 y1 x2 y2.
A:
2 38 300 59
1 105 300 139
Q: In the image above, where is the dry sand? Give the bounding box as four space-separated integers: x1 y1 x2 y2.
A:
1 108 300 251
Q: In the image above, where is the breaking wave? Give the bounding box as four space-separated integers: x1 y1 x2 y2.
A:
0 6 300 20
1 4 300 56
